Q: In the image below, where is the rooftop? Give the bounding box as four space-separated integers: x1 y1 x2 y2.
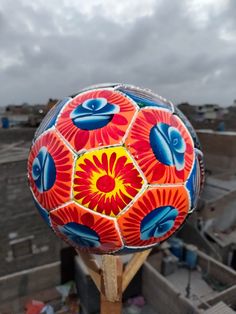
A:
166 267 220 307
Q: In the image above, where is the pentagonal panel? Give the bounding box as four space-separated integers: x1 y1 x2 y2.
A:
28 130 74 210
73 147 145 217
50 203 123 253
56 89 138 152
125 108 194 184
118 186 189 247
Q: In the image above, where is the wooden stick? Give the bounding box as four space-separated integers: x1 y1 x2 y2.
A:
122 249 152 293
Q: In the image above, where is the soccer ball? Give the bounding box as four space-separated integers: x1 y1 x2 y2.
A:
28 83 204 254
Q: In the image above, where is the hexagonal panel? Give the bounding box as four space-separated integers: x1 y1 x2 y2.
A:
125 108 194 184
73 147 145 217
50 203 123 254
56 89 138 152
118 186 189 247
28 130 74 210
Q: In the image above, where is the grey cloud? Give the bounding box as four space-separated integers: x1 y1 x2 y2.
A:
0 0 235 106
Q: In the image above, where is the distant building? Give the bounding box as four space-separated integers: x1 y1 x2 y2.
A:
1 103 47 127
0 129 68 313
177 103 233 131
179 130 236 270
46 98 59 111
195 104 228 122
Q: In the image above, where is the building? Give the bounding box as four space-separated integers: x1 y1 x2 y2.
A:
179 130 236 269
143 241 236 314
177 103 233 131
0 128 66 313
1 103 47 127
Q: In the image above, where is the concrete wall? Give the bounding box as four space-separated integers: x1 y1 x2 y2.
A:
197 250 236 286
0 262 60 313
142 262 200 314
0 159 63 277
197 130 236 173
200 286 236 310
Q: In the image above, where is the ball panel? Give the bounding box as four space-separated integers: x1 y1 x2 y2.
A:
125 108 194 184
117 85 173 111
28 131 74 210
186 151 200 211
118 186 189 247
56 89 137 152
73 147 145 217
50 203 123 254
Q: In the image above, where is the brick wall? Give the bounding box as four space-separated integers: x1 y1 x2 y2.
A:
0 160 63 277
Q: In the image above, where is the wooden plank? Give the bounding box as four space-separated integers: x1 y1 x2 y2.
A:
101 255 122 302
122 249 152 293
100 255 123 314
76 250 101 291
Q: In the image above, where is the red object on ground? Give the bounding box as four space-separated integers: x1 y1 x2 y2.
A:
25 300 45 314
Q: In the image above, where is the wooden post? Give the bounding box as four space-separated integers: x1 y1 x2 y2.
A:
100 255 123 314
76 249 152 314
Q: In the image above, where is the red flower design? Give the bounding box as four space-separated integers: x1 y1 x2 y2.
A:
118 186 189 247
125 109 194 184
28 131 74 210
73 147 144 217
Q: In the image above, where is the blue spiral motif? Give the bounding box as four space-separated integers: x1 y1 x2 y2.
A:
140 205 178 240
150 122 186 170
32 147 56 193
58 222 100 248
70 98 120 130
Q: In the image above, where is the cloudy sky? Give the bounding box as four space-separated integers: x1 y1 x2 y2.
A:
0 0 235 107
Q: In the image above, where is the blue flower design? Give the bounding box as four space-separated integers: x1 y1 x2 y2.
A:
58 222 100 248
32 147 56 193
150 122 186 170
70 98 120 130
140 206 178 240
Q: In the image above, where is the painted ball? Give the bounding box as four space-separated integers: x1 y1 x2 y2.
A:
28 83 204 254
